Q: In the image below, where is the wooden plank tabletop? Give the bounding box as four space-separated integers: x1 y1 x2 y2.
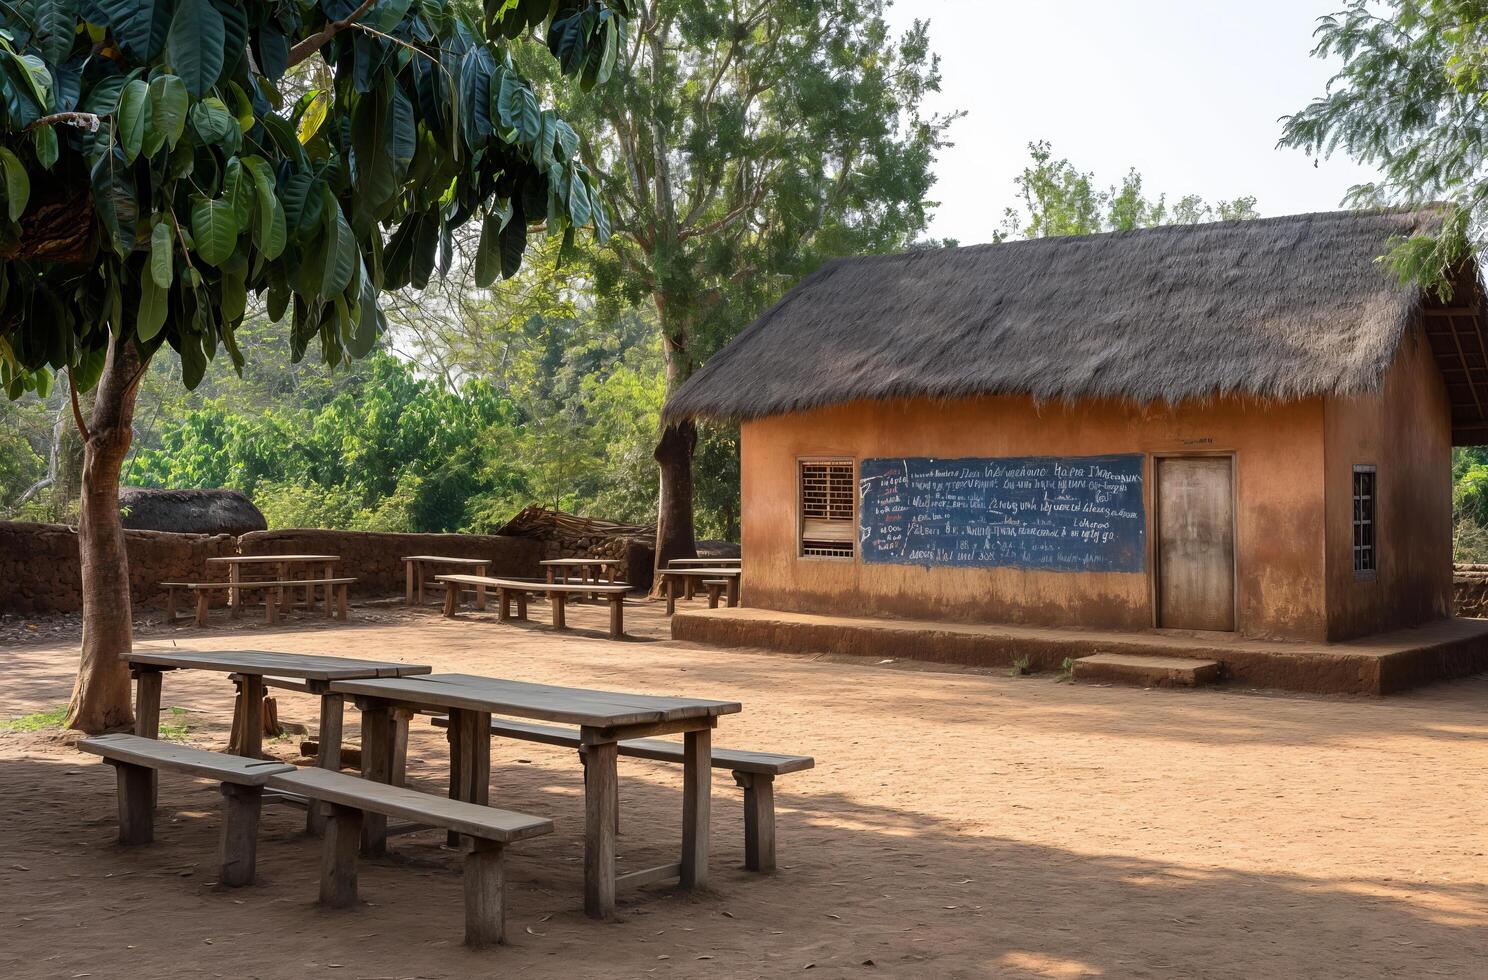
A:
121 648 432 680
206 555 340 563
668 558 742 566
328 673 741 728
540 558 622 566
662 567 742 577
402 555 491 564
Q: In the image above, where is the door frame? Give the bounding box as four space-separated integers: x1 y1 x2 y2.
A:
1149 451 1239 633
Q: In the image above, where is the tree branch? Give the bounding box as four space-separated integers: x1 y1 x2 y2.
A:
286 0 379 69
68 367 90 443
24 111 102 133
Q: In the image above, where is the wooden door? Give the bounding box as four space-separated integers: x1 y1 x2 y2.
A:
1156 457 1235 631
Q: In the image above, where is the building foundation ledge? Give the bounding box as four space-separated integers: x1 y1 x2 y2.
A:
669 607 1488 696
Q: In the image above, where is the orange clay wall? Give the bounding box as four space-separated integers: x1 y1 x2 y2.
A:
740 393 1332 642
1322 325 1454 640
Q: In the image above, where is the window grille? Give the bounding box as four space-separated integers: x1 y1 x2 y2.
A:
1353 466 1376 575
800 460 855 558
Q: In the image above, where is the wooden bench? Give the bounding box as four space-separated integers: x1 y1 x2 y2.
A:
434 574 633 639
162 578 355 627
702 579 730 609
431 716 813 872
77 733 294 886
267 767 552 948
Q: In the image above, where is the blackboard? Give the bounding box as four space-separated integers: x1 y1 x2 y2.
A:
857 455 1146 572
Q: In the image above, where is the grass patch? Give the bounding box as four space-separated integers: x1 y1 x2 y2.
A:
1008 655 1033 678
0 706 68 732
159 707 191 742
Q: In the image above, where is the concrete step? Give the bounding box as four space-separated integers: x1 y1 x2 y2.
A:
1072 653 1222 688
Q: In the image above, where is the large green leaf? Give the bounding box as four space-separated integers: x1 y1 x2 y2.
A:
94 0 171 60
190 196 239 266
188 97 236 145
136 276 168 341
473 208 503 287
498 203 525 279
166 0 227 98
320 191 357 297
222 156 253 225
242 156 286 260
34 0 79 63
0 148 29 223
117 79 150 162
146 75 188 155
150 220 174 288
496 71 540 144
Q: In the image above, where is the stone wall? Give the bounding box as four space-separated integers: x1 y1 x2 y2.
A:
0 521 236 614
0 522 542 614
237 529 542 595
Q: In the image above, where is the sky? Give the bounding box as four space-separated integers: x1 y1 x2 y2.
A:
882 0 1381 245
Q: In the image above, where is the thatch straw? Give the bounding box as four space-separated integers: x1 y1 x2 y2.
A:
664 208 1457 423
118 487 267 536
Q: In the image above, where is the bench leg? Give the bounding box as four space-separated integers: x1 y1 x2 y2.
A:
166 587 178 625
337 583 349 621
443 581 458 618
321 804 362 908
195 590 209 628
475 581 487 612
734 771 777 872
464 838 506 948
406 561 415 605
685 575 695 601
516 592 528 620
608 596 624 640
218 783 263 887
583 740 619 919
308 693 344 836
706 585 721 609
681 728 711 889
726 578 740 608
552 592 566 631
264 591 278 625
498 588 511 622
113 761 154 846
666 578 677 617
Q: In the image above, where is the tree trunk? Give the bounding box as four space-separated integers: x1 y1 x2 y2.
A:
653 418 698 576
65 335 144 734
651 304 699 595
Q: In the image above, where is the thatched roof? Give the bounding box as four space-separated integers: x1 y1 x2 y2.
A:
119 488 267 536
664 208 1488 438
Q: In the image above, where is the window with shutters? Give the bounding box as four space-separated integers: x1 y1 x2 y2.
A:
799 459 856 559
1353 465 1377 578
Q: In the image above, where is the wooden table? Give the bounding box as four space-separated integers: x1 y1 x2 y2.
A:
666 558 741 598
403 555 491 608
327 672 741 919
207 555 341 615
660 568 742 613
120 649 431 831
541 558 622 600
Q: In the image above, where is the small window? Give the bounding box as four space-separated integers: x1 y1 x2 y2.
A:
799 459 855 559
1353 466 1376 576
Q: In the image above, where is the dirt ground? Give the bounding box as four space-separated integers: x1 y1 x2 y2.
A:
1 597 1485 979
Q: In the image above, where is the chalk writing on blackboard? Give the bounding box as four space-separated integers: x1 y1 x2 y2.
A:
857 455 1146 572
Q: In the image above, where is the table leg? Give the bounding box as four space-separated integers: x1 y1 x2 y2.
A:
133 667 163 808
475 579 487 612
583 737 619 919
685 572 695 601
453 709 491 849
389 708 414 787
546 566 555 586
446 708 464 848
308 691 344 835
229 674 266 759
277 561 288 614
666 576 677 616
133 669 162 739
418 564 426 606
681 727 712 889
323 562 334 617
360 703 392 856
405 561 415 606
229 563 240 612
726 576 740 608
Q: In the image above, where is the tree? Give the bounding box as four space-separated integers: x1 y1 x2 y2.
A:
0 0 633 732
525 1 955 572
1000 141 1259 240
1279 1 1488 292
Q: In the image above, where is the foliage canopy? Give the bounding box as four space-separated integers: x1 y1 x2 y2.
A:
0 0 631 398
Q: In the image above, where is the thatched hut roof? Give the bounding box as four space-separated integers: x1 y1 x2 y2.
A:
118 488 267 536
663 208 1488 442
